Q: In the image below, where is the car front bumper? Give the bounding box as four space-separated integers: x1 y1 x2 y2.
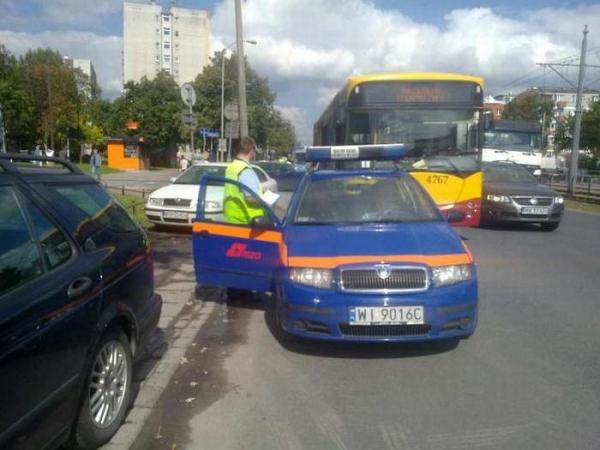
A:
145 207 223 226
275 277 478 342
482 201 563 224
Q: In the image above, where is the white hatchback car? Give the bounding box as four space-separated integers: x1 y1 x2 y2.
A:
145 162 278 227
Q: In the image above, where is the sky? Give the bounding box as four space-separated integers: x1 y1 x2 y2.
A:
1 0 600 144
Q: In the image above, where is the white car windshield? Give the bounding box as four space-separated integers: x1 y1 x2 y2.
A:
175 166 225 184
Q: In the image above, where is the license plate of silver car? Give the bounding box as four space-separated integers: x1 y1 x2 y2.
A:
522 207 549 215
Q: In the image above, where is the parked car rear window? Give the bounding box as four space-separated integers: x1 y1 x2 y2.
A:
0 187 44 295
41 183 141 248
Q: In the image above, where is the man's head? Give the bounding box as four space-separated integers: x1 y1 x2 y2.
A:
236 137 257 161
92 148 98 154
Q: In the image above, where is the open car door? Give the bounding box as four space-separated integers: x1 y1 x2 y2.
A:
193 176 283 292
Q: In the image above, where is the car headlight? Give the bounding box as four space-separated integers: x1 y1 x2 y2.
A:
205 200 221 211
289 268 333 289
432 264 472 287
148 197 164 206
554 196 564 204
486 194 511 203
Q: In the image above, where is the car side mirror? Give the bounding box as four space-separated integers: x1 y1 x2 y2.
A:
170 177 176 183
533 169 542 177
447 210 465 223
251 215 274 229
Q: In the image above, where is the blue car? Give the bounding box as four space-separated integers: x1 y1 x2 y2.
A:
193 145 477 342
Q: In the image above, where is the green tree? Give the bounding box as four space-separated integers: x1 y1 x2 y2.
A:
0 45 35 150
554 100 600 157
20 48 79 150
110 72 182 164
192 52 296 154
503 93 554 128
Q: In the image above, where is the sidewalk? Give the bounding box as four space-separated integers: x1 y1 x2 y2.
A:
100 232 215 450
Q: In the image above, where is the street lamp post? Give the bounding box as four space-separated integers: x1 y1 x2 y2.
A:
220 40 256 162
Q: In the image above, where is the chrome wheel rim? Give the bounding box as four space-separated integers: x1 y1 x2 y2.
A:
88 341 129 428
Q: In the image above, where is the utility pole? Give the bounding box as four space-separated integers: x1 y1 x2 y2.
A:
536 26 598 195
235 0 249 138
569 25 588 196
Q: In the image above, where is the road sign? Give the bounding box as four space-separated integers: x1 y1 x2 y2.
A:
225 121 240 139
224 103 239 121
199 128 220 138
218 138 227 152
180 83 197 107
182 110 196 127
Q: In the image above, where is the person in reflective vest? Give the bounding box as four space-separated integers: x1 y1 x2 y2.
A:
224 137 264 224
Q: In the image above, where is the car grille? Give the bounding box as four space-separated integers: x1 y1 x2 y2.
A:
339 323 431 337
163 198 191 207
511 196 553 206
340 266 427 292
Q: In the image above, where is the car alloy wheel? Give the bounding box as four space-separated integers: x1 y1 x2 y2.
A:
89 340 129 428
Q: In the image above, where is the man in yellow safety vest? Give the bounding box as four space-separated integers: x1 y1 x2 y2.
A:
224 136 264 224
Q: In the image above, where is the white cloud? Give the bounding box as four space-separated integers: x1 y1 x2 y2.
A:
211 0 599 143
0 30 123 97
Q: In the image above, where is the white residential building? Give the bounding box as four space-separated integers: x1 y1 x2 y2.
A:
63 57 97 98
123 1 211 86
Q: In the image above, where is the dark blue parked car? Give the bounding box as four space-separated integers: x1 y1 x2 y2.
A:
0 154 161 449
254 161 306 192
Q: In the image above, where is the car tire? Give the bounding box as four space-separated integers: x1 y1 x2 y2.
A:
540 222 560 232
70 327 133 449
274 298 296 343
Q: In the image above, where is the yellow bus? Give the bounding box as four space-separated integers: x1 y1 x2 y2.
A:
313 72 484 227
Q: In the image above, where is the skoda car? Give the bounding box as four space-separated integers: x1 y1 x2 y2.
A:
192 145 477 343
482 161 564 231
145 161 277 227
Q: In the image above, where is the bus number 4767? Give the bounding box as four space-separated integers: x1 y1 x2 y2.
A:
426 175 449 184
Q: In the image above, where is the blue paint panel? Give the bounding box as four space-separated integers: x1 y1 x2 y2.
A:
193 231 280 292
284 222 464 258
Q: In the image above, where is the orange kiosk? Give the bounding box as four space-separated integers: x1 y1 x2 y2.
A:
107 137 150 170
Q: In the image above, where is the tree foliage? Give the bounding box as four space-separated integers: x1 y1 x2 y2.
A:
503 93 554 128
192 52 296 156
553 100 600 157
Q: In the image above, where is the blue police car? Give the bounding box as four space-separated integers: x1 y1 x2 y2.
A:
193 145 477 342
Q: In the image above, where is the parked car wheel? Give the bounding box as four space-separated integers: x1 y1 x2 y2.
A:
540 222 560 232
71 327 133 449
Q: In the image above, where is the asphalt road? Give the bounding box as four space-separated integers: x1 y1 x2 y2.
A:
132 209 600 450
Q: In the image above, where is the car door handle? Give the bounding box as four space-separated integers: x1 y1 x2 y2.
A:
67 277 92 299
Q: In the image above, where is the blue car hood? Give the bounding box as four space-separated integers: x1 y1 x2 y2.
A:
284 221 464 258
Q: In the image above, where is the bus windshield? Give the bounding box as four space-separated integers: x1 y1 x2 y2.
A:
349 108 480 156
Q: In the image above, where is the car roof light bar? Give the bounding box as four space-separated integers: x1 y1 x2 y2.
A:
305 144 407 162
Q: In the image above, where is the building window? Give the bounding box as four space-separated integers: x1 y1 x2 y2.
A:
175 30 179 37
163 15 170 22
164 29 170 36
164 43 170 49
164 55 170 63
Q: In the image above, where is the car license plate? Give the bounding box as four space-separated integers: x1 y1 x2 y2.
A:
163 210 188 220
521 207 549 215
349 306 424 325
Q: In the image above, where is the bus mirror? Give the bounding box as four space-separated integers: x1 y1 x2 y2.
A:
447 210 465 223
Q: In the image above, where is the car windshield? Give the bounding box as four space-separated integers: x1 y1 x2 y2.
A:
483 164 538 183
174 165 225 184
294 175 440 224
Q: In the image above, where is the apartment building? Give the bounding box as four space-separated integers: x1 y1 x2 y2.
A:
123 1 211 86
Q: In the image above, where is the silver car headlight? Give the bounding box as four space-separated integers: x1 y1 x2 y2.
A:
432 264 472 287
486 194 511 203
290 268 333 289
147 197 164 206
554 196 564 204
205 200 221 211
